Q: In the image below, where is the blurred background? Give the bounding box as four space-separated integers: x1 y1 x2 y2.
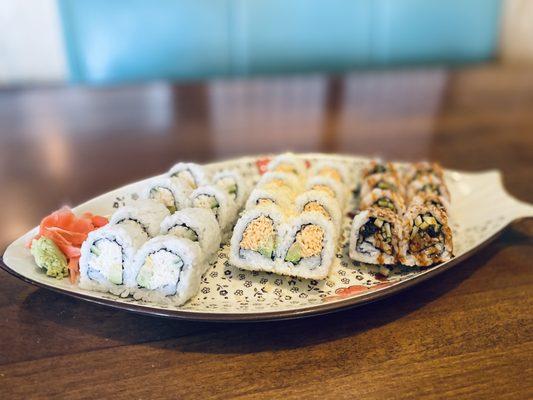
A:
0 0 532 85
1 0 532 244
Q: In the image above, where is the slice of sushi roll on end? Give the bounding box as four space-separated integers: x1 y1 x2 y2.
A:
310 161 350 184
245 187 294 212
160 207 221 268
79 224 147 296
140 177 191 214
349 207 403 265
168 162 209 189
190 185 236 232
109 199 170 238
266 152 307 178
399 204 453 267
295 189 343 228
404 162 445 185
130 235 203 306
306 175 347 209
257 171 303 194
360 172 404 199
409 192 450 213
277 211 336 280
406 174 450 203
230 205 285 273
362 160 400 180
359 188 406 215
213 170 250 209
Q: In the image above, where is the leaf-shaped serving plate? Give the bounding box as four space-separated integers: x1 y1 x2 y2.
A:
2 154 532 321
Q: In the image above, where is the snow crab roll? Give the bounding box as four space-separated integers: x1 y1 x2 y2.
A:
79 224 147 295
168 162 209 189
258 171 303 194
141 177 191 214
190 185 236 232
109 199 170 238
399 205 453 267
310 160 350 184
349 207 403 265
213 170 250 209
130 235 203 305
306 175 347 208
295 190 342 227
409 192 450 213
360 173 403 199
266 153 307 177
230 205 285 272
362 160 400 179
359 188 406 215
404 162 445 185
277 212 337 279
245 187 294 211
160 207 221 264
406 175 450 203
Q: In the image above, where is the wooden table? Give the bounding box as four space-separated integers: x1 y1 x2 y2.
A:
1 65 532 399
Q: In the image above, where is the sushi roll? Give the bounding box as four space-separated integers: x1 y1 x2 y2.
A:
140 177 191 214
362 160 400 179
399 205 453 267
306 175 347 208
230 205 285 272
212 170 250 209
309 160 349 184
406 174 450 203
109 199 170 238
168 162 209 189
257 171 303 194
403 162 445 185
295 190 343 227
266 152 307 177
409 192 450 213
245 187 294 211
277 212 337 279
189 185 237 232
359 188 406 215
129 235 203 305
79 224 147 295
160 207 221 264
349 207 403 265
360 173 403 199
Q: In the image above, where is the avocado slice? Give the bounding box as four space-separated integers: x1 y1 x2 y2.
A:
108 263 123 285
285 242 302 264
258 236 275 259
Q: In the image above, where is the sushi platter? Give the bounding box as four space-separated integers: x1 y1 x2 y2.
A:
2 153 532 321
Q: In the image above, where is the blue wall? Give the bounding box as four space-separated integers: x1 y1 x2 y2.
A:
59 0 502 84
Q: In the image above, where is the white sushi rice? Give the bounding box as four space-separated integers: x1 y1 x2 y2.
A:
140 177 191 213
168 162 209 189
295 189 343 228
130 235 202 306
79 224 147 296
160 207 221 267
305 175 347 209
109 199 170 238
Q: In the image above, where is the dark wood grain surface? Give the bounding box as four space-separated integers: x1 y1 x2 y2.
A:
0 65 532 399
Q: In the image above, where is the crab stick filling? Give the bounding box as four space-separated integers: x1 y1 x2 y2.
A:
239 216 277 259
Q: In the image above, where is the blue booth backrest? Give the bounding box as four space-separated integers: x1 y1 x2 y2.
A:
59 0 502 84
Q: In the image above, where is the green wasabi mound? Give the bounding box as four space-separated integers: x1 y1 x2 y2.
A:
30 237 68 279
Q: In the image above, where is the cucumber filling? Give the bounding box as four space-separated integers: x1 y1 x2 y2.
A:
239 216 276 260
88 238 124 284
150 187 177 213
136 249 184 295
374 197 396 212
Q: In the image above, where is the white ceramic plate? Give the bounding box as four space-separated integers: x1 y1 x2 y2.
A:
2 154 532 321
